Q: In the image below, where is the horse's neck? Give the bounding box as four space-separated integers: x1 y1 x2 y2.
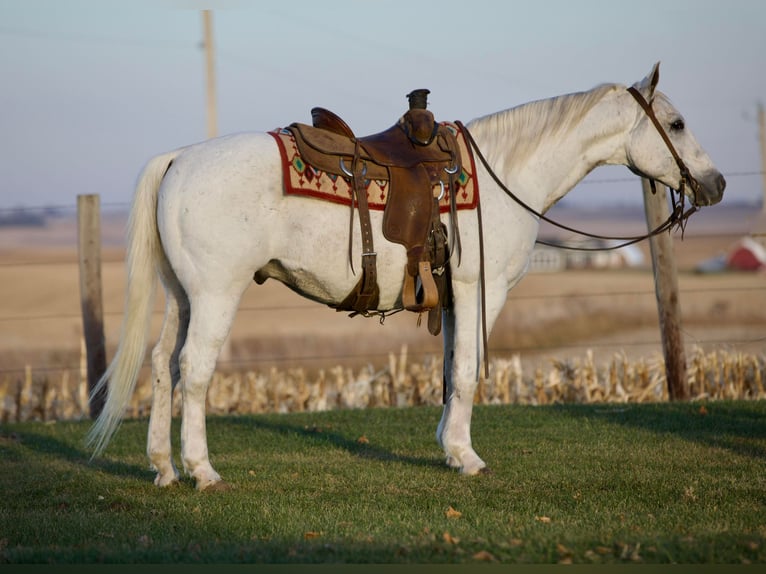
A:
468 85 633 213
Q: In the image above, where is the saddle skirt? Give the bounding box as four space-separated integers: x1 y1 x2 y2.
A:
268 122 478 213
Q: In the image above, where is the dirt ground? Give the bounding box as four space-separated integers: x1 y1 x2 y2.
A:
0 203 764 378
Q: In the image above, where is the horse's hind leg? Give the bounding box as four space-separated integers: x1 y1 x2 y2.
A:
179 288 246 491
147 277 189 487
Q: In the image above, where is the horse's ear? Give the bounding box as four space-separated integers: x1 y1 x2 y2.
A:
632 62 660 101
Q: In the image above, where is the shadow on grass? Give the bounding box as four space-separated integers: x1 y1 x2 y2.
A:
2 409 447 487
551 401 766 461
2 427 152 482
219 415 447 471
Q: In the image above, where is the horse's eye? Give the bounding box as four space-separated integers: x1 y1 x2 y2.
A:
670 119 685 131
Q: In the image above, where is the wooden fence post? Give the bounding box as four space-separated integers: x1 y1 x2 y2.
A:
77 194 107 417
642 179 689 400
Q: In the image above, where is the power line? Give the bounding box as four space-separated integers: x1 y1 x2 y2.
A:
577 170 764 184
0 25 192 52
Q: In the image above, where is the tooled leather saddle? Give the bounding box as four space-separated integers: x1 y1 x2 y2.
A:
287 89 463 335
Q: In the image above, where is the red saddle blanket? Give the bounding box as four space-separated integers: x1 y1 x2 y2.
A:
268 122 479 213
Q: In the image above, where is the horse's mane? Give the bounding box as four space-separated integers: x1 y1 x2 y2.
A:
467 83 622 169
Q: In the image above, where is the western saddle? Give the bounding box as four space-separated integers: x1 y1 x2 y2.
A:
287 89 463 335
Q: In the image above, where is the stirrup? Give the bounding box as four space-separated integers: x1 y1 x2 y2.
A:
402 261 439 312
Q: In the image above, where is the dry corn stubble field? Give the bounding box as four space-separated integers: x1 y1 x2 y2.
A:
0 203 765 419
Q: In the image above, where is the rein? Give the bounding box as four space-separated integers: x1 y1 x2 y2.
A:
452 88 700 382
454 88 699 252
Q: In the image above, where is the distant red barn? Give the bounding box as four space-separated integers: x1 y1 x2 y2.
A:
725 237 766 271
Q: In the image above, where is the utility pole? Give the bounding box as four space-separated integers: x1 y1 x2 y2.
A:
201 10 232 365
202 10 218 140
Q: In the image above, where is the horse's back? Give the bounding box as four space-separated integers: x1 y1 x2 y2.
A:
166 131 279 183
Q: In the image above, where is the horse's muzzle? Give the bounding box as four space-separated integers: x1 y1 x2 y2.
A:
694 172 726 207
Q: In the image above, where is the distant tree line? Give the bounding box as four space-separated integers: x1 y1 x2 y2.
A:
0 206 64 227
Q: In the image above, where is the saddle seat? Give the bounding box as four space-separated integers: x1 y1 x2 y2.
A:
287 91 462 334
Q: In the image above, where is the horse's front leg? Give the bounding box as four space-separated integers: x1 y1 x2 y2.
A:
436 313 487 474
437 277 505 475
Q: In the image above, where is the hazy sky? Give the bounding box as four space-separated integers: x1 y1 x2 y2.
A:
1 0 764 211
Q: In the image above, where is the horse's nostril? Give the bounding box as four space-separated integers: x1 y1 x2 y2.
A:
717 173 726 193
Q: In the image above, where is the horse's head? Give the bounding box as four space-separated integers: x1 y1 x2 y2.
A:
625 62 725 207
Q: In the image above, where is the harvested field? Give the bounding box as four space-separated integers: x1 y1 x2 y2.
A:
0 202 764 420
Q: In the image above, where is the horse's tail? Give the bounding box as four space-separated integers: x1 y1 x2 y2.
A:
86 150 179 456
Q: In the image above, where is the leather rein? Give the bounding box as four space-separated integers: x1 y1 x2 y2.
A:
452 87 700 382
455 86 701 252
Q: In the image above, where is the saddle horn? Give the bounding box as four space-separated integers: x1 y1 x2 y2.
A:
403 89 437 145
406 89 430 110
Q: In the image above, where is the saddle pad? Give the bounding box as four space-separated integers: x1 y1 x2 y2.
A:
268 122 479 213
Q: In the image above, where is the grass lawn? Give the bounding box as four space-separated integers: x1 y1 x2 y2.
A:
1 401 765 563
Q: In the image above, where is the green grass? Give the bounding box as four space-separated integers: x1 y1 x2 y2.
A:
1 402 765 563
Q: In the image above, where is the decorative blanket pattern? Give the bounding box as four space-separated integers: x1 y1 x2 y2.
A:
269 122 479 213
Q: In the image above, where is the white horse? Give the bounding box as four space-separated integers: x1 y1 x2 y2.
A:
88 63 724 490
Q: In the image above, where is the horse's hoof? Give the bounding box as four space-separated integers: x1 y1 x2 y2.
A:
154 474 181 488
198 479 233 492
461 466 491 476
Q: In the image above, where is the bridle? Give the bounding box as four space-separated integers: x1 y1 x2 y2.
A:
455 86 701 252
625 86 700 231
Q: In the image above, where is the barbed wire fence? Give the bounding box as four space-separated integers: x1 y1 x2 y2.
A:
1 176 765 421
0 282 764 375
